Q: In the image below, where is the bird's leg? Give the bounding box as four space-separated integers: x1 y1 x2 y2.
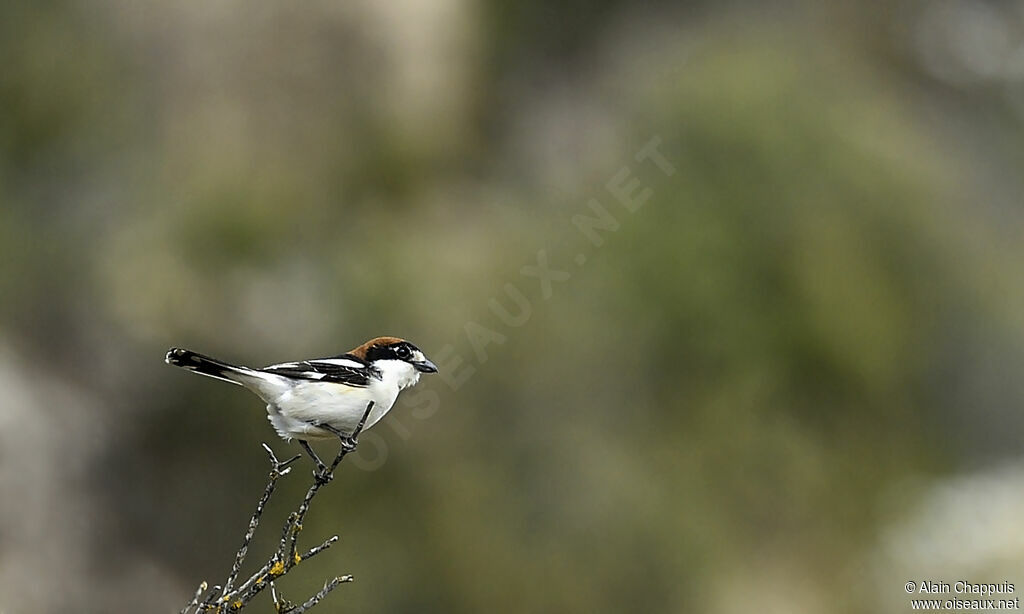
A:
315 401 375 458
297 439 327 476
313 422 358 453
354 400 375 436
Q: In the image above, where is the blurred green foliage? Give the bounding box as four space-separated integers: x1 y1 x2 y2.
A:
2 1 1023 613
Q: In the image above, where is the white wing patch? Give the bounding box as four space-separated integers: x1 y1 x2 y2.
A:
263 363 329 380
312 358 366 369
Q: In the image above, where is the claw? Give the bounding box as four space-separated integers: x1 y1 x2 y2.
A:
340 436 358 453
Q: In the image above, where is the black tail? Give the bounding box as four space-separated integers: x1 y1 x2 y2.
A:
165 347 249 386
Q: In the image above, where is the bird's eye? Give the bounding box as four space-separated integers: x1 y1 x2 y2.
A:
396 345 412 360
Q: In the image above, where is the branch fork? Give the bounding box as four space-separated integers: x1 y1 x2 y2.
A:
181 401 375 613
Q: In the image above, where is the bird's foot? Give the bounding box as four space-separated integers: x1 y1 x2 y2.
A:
339 435 358 453
313 466 334 484
313 422 359 454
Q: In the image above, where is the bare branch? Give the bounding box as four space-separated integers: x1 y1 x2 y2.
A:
300 535 339 562
289 576 354 614
195 584 222 613
180 401 374 613
222 445 300 598
180 581 207 614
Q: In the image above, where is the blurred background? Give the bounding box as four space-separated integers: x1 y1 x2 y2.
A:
2 1 1024 612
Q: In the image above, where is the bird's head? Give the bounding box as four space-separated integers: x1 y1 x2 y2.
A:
348 336 438 376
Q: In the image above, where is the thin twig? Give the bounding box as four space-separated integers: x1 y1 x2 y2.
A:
271 581 296 613
284 401 376 563
181 581 207 614
222 445 300 598
182 401 374 613
289 576 354 614
196 584 222 612
300 535 339 562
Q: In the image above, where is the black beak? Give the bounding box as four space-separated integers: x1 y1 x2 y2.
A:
413 358 438 373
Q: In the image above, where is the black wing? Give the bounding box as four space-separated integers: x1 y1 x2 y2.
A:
261 357 380 387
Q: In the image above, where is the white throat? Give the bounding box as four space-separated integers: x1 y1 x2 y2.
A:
372 359 421 390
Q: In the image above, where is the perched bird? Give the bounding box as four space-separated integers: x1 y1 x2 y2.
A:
165 337 437 468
